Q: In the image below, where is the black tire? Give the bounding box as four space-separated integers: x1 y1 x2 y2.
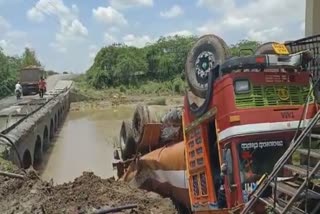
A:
161 108 182 126
255 42 278 55
186 64 219 118
119 121 136 160
255 42 292 56
132 104 150 144
185 34 229 98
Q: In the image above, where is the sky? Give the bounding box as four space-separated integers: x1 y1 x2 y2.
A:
0 0 306 73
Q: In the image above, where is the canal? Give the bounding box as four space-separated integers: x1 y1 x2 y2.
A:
40 104 172 184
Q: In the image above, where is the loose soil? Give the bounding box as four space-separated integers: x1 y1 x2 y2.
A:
0 162 177 214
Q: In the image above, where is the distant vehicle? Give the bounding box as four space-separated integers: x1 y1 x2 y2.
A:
19 66 45 96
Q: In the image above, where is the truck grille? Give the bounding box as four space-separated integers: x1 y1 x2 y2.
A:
235 85 313 108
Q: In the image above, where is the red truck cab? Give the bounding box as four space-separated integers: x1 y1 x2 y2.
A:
183 39 317 213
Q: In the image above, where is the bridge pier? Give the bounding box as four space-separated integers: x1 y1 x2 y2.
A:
305 0 320 36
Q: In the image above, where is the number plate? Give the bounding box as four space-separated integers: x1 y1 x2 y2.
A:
272 43 289 55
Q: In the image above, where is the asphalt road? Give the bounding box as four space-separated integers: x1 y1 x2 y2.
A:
0 74 77 111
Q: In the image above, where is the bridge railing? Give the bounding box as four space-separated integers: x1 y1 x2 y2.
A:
0 84 71 135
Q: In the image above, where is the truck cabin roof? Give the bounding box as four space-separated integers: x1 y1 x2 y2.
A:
219 50 313 75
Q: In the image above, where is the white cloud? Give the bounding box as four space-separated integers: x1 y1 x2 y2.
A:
104 33 117 44
0 39 7 49
197 0 235 11
27 1 88 52
247 27 284 42
58 19 88 41
71 4 79 14
27 0 73 22
49 42 67 53
0 17 29 55
123 34 154 48
166 30 193 37
109 26 119 33
88 45 98 59
110 0 153 9
0 16 10 33
93 6 127 26
0 37 29 56
160 5 184 19
197 0 305 43
27 7 45 22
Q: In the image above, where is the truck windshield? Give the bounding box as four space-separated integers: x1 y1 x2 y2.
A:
237 140 287 185
20 70 41 82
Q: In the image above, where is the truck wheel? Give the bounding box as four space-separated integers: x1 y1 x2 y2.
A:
186 64 219 118
255 42 292 55
119 121 136 160
254 42 278 55
132 104 150 144
185 34 230 98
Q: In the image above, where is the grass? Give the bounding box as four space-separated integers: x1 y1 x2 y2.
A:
146 98 166 106
0 156 17 172
73 75 186 100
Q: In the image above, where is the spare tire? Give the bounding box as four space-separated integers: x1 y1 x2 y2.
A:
255 41 292 55
132 104 150 144
255 42 278 55
186 64 219 118
119 121 136 160
185 34 229 98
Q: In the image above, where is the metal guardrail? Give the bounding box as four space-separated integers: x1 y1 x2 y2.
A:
286 34 320 80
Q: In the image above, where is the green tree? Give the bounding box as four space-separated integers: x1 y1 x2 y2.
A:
229 40 261 57
21 47 41 67
0 47 44 98
0 48 23 98
85 36 261 90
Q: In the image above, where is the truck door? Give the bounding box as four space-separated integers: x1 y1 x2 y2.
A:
223 143 243 208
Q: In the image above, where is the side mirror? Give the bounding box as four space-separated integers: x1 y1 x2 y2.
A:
113 150 120 160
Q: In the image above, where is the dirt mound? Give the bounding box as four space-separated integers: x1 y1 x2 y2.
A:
0 170 176 214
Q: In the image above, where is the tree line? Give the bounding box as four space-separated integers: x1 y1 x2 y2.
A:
86 36 261 89
0 47 43 98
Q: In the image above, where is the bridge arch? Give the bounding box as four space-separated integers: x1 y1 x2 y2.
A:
22 149 32 169
33 135 43 169
50 118 54 139
55 113 58 131
58 111 60 126
43 126 49 151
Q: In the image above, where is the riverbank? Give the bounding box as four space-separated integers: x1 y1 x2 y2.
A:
0 87 183 213
0 157 176 213
0 99 181 213
70 90 184 112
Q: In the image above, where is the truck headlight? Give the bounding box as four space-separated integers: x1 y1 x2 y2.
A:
234 80 250 93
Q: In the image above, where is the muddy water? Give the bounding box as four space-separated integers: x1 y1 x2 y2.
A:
40 105 172 184
40 106 134 184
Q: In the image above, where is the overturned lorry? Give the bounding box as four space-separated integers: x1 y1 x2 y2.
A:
113 34 320 214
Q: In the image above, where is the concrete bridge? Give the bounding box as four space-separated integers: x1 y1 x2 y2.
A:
0 80 73 169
